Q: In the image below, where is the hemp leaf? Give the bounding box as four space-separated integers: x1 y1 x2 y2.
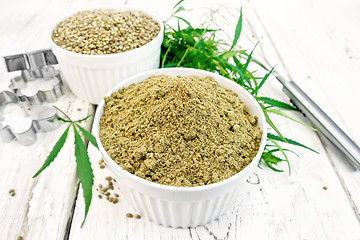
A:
32 106 98 227
161 1 318 172
73 124 94 227
33 125 70 178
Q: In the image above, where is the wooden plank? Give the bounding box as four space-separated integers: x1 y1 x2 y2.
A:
249 0 360 224
2 0 357 239
0 1 96 239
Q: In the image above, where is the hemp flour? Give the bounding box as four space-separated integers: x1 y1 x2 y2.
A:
99 75 262 187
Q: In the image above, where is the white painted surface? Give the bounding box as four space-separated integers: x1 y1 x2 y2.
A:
1 0 360 239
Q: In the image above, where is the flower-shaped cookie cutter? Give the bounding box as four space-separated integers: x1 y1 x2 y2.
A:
1 49 63 145
0 91 60 146
9 66 64 105
4 49 65 105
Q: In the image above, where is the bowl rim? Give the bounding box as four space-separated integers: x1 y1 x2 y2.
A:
93 67 267 192
49 5 164 59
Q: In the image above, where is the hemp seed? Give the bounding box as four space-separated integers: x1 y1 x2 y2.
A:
9 189 15 197
52 9 160 55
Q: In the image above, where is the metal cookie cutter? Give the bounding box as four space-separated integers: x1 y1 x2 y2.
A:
4 49 58 72
9 66 64 105
4 49 65 105
0 91 60 146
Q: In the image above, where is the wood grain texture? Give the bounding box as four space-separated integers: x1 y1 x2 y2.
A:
249 0 360 225
0 1 96 239
1 0 360 239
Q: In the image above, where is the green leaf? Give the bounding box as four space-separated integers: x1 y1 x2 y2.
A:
58 115 92 123
257 97 298 111
253 66 274 96
76 123 99 149
267 109 318 131
73 125 94 227
268 133 319 153
221 50 246 59
173 0 185 9
174 6 186 14
267 148 300 158
243 42 258 72
262 152 284 172
269 139 291 174
259 103 287 142
230 7 242 50
32 125 70 178
174 16 192 27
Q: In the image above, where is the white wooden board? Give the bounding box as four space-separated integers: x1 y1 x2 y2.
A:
1 0 360 239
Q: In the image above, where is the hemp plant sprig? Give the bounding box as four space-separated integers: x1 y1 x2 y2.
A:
33 106 98 227
161 2 318 172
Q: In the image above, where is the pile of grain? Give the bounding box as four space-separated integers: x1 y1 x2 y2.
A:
52 9 160 55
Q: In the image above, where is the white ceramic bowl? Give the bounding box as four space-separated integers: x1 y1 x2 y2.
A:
93 68 267 227
50 7 164 104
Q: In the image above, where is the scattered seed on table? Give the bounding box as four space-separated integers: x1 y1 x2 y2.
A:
113 198 119 204
135 214 141 219
9 189 15 197
98 159 104 164
126 213 133 218
100 164 105 169
323 186 328 190
98 194 102 199
104 192 110 196
77 108 81 111
105 176 112 181
17 236 23 240
114 193 119 198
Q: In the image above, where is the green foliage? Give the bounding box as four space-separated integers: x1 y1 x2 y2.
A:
161 2 318 172
32 125 70 178
33 108 98 227
73 125 94 227
257 97 298 111
230 8 243 51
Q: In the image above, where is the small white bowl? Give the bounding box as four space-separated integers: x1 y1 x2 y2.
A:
50 7 164 104
93 68 267 228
